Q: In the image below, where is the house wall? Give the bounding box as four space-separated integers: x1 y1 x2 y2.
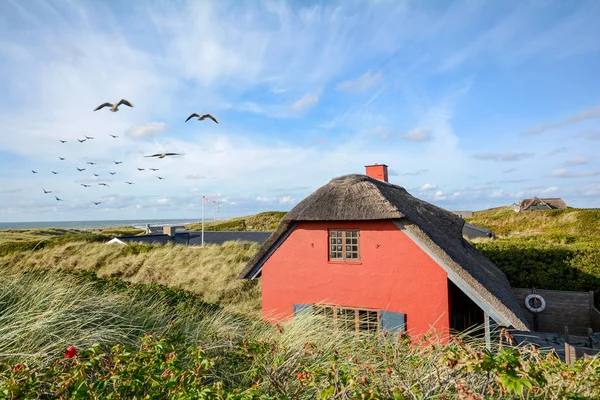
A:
261 220 450 335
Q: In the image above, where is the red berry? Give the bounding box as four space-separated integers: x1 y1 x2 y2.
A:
297 373 304 380
12 364 23 372
64 346 77 359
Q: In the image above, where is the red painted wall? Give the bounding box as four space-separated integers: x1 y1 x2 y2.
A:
261 221 450 336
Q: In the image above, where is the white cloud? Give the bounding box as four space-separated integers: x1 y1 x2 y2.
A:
403 128 432 142
401 169 429 176
550 169 600 178
577 131 600 140
291 87 322 112
472 152 535 162
337 70 383 92
127 122 167 139
420 183 437 191
545 147 569 156
522 104 600 136
563 156 588 166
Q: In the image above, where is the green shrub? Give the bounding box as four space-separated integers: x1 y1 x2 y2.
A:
474 236 600 292
2 328 599 399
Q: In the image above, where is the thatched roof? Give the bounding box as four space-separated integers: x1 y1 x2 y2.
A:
239 174 530 330
519 197 567 210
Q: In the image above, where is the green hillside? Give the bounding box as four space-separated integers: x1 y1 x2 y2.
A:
466 207 600 294
186 211 286 232
466 206 600 237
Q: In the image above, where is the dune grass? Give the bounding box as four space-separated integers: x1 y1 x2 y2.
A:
0 240 262 317
0 226 143 245
186 211 287 232
467 207 600 237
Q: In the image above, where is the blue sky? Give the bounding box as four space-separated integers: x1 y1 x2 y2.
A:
1 0 600 222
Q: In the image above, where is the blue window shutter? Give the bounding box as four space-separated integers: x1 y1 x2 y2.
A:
380 310 406 333
293 304 313 316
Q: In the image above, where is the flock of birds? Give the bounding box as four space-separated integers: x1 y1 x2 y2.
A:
33 99 219 206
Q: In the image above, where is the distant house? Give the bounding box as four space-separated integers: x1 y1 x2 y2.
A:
517 197 567 212
450 210 473 219
239 164 529 340
107 227 271 247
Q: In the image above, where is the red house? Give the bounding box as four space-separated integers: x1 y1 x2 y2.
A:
239 164 529 339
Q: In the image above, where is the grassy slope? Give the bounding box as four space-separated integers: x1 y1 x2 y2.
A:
186 211 286 232
467 207 600 293
0 227 144 244
466 206 600 237
0 241 261 317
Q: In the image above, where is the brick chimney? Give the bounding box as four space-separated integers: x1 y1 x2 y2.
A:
365 163 389 182
163 226 176 237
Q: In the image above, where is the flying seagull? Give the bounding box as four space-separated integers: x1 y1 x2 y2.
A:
125 182 135 185
59 140 67 143
149 168 159 171
114 161 122 164
98 183 110 187
59 157 65 160
51 171 59 175
93 174 99 177
78 139 86 143
86 162 97 165
94 99 134 112
76 167 86 171
109 134 118 138
81 184 91 187
157 176 165 180
42 188 52 194
137 168 145 171
84 135 94 140
93 202 101 206
144 152 185 159
185 113 218 124
54 196 62 201
109 172 116 175
32 170 37 174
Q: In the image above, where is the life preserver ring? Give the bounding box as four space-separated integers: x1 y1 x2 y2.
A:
525 294 546 313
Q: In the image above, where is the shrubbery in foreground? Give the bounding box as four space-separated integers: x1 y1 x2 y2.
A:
2 329 599 399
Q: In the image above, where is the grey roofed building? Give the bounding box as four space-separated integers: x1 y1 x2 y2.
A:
107 231 272 247
239 173 529 331
450 210 474 219
462 222 495 240
144 225 187 234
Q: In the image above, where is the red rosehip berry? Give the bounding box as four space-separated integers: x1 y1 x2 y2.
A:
12 364 24 372
64 346 77 359
297 373 304 380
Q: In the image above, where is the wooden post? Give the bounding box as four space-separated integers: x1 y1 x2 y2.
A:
565 342 574 365
484 312 491 351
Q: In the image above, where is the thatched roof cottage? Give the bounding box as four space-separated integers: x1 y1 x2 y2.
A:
239 164 530 339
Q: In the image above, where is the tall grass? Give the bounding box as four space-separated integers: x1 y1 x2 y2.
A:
0 272 176 366
0 240 262 316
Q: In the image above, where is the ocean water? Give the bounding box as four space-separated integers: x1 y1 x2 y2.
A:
0 219 204 230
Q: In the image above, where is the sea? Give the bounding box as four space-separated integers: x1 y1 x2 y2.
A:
0 219 204 230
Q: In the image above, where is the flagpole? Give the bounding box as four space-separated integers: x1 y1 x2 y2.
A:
201 196 205 247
